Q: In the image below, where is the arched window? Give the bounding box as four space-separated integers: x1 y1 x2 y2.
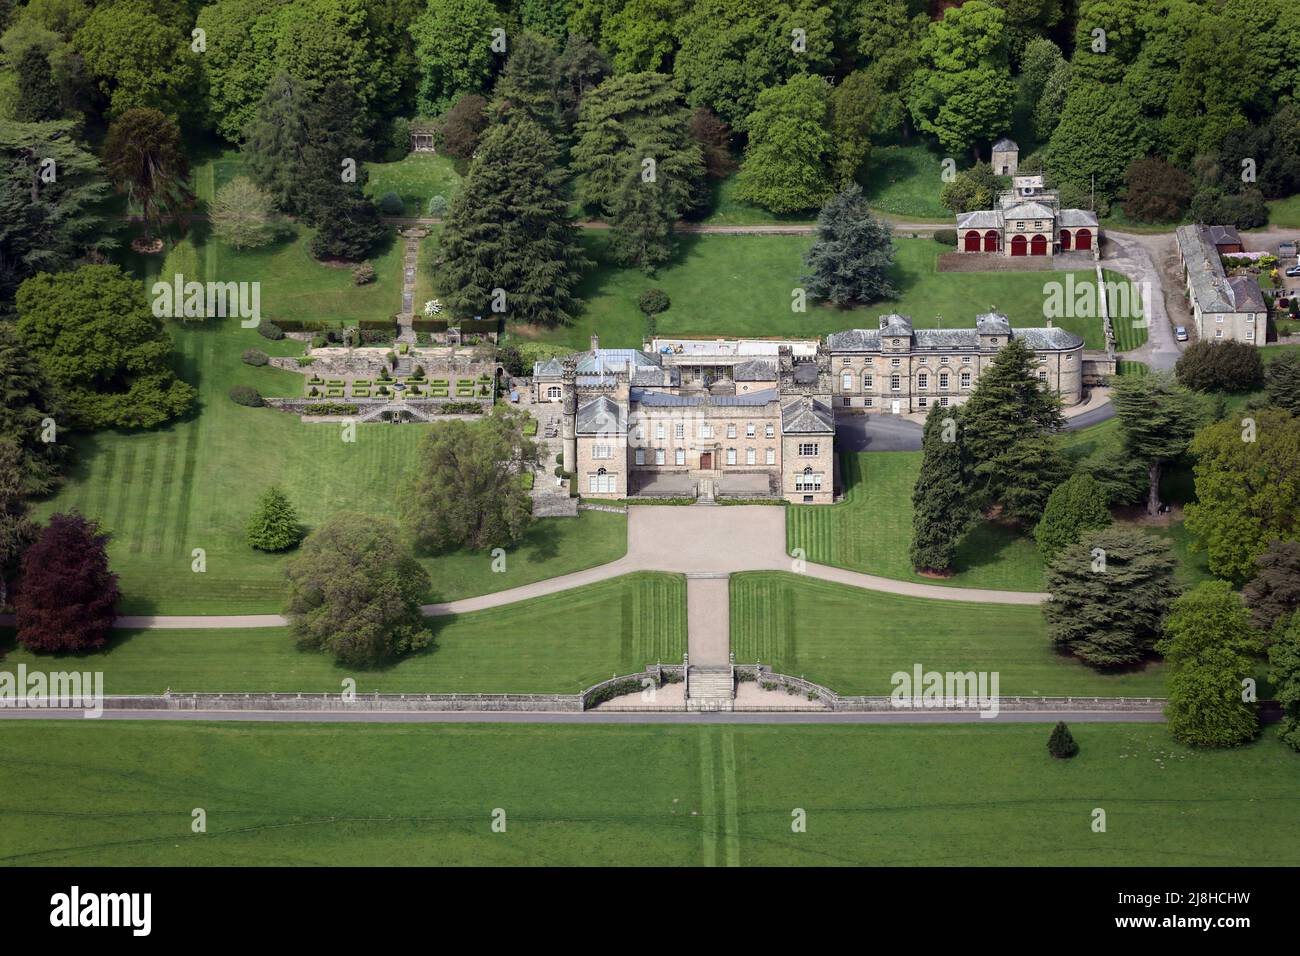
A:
547 386 562 400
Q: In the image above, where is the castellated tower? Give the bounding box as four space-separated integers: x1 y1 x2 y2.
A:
561 357 577 474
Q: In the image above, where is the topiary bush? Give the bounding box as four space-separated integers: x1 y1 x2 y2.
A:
377 191 405 216
229 385 264 407
257 322 284 341
638 288 670 316
241 349 269 366
933 228 958 246
352 262 377 285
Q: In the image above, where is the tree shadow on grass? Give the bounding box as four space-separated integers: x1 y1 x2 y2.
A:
951 520 1035 581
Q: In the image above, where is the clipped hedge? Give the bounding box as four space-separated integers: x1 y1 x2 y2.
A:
303 402 358 415
229 385 264 407
933 229 958 246
413 319 449 333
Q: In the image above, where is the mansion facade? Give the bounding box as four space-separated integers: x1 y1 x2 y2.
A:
957 175 1099 257
825 314 1085 413
533 337 835 504
532 318 1085 503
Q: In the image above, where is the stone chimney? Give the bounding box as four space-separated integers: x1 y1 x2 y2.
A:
590 333 600 352
1046 318 1053 327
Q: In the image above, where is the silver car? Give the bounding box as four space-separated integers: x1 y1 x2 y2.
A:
1175 326 1188 342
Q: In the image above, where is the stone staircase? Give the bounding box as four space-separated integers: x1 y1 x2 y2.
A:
686 664 735 711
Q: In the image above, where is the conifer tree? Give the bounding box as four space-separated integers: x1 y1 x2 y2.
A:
1047 721 1078 758
959 338 1065 513
14 46 61 122
801 185 897 305
245 73 312 214
910 403 972 573
1044 526 1177 668
493 31 564 136
1111 372 1202 517
608 171 674 273
439 114 589 326
246 486 303 552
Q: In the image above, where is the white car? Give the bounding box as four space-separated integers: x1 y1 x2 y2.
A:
1285 264 1300 278
1175 326 1188 342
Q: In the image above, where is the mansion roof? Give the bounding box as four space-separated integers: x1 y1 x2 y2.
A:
781 398 835 435
576 396 624 434
1176 225 1266 314
628 387 780 408
733 359 777 381
826 316 1083 353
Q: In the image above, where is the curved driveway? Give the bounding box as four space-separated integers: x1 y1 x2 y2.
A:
0 506 1048 632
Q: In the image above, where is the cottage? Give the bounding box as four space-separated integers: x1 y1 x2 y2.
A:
1174 225 1266 346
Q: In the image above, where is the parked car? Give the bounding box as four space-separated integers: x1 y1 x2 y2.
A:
1285 264 1300 277
1175 326 1188 341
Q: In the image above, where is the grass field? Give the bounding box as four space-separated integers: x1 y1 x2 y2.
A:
730 572 1165 696
0 573 684 695
860 143 953 221
698 175 816 226
511 234 1101 352
1105 268 1150 351
788 452 1047 591
1267 195 1300 229
364 153 462 217
2 720 1296 866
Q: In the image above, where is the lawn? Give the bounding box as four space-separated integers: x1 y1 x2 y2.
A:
787 452 1048 592
697 174 817 226
0 573 685 695
34 274 626 614
1267 195 1300 229
508 234 1102 352
860 143 954 221
1104 268 1149 351
730 572 1165 697
364 152 462 217
2 721 1296 865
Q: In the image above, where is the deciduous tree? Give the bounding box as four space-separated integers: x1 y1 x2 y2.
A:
209 176 283 250
1033 473 1112 562
1185 409 1300 583
15 264 196 428
1242 539 1300 633
285 511 431 667
14 512 118 652
1158 581 1261 747
734 74 834 214
400 408 538 551
1268 614 1300 751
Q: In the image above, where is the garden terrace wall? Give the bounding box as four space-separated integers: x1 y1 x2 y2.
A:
733 666 1165 712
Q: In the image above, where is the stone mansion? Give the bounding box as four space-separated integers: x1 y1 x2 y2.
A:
532 317 1083 503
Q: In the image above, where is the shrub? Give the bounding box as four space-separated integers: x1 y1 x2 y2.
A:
933 228 958 246
229 385 264 407
1034 474 1113 562
1047 722 1079 758
311 334 327 349
241 349 269 366
377 192 405 216
246 486 302 552
1174 340 1265 393
638 288 671 316
428 194 449 216
257 322 284 340
352 263 377 285
303 402 358 415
